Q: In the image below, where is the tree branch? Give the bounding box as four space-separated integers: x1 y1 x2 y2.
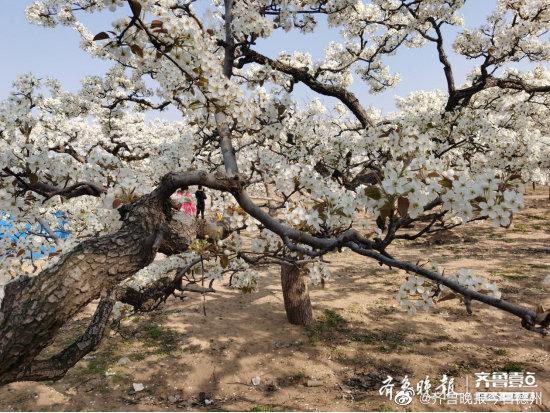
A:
347 242 548 335
2 167 106 201
216 0 240 175
238 47 374 128
116 257 202 312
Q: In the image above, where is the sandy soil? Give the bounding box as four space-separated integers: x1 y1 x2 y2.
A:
0 188 548 412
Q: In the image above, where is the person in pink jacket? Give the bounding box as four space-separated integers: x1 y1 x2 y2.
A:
175 187 197 215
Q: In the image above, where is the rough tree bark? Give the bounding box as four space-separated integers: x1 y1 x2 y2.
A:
0 192 170 385
280 263 313 326
2 292 116 384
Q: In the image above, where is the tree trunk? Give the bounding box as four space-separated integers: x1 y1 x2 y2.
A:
280 263 313 326
0 194 235 385
0 193 170 385
0 171 244 385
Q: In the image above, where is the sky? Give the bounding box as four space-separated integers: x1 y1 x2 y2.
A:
0 0 503 117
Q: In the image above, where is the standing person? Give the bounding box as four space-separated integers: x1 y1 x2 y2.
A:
174 187 197 215
195 185 207 219
180 188 197 216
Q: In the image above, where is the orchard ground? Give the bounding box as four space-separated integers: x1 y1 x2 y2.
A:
0 187 548 412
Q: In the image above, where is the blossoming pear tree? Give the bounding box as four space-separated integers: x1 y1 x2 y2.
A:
1 0 549 384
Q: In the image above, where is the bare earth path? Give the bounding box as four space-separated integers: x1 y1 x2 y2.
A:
0 188 548 412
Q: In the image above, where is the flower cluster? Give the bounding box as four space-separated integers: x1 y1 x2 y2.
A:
127 254 196 289
230 266 258 293
307 261 331 285
396 267 501 315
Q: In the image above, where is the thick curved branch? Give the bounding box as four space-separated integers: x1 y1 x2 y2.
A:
238 47 374 128
426 17 456 95
488 76 550 94
117 257 202 312
447 73 550 111
0 190 170 384
2 167 106 200
0 169 243 385
216 0 240 175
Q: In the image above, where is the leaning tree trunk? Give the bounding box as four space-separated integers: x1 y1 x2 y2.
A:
0 189 233 385
0 193 171 385
280 263 313 326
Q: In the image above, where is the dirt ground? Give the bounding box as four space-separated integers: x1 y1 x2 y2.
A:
0 187 548 412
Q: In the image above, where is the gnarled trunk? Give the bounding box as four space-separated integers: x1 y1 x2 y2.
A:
280 263 313 326
0 194 170 385
0 183 234 385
